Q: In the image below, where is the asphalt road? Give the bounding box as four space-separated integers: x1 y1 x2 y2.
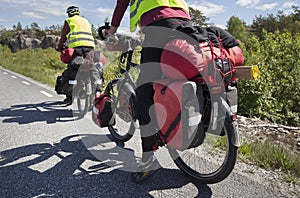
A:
0 66 289 198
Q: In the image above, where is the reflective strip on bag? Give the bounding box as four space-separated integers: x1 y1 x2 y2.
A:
68 80 77 85
93 106 99 115
231 105 238 114
211 102 219 130
188 114 202 126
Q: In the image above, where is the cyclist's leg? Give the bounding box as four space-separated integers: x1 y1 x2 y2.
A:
135 83 158 161
135 45 163 162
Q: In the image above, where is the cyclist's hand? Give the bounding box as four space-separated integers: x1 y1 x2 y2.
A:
105 34 119 51
104 28 110 36
56 47 63 52
56 44 66 52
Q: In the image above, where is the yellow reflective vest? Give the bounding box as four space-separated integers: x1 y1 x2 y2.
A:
66 15 95 48
130 0 189 32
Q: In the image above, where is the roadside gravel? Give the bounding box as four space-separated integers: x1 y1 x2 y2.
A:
236 115 300 197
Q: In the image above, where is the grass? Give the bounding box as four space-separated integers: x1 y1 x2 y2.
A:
239 140 300 183
208 132 300 183
0 45 65 86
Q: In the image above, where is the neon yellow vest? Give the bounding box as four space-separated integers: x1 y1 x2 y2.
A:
66 15 95 48
130 0 189 32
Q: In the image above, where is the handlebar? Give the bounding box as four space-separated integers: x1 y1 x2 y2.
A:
119 49 139 74
98 22 110 40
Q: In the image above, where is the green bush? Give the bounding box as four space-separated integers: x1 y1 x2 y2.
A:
239 31 300 126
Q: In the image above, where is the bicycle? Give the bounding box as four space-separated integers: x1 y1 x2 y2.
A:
57 48 104 117
98 28 240 184
103 48 139 142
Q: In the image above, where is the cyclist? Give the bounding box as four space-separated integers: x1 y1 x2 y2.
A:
57 6 102 105
106 0 199 183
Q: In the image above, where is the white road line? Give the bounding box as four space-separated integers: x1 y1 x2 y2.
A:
22 81 30 85
40 91 53 98
3 72 7 74
11 75 17 78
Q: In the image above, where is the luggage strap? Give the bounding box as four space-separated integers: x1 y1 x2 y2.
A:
160 111 181 142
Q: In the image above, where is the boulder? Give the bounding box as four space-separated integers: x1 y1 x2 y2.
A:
8 34 41 52
41 35 60 49
24 38 41 49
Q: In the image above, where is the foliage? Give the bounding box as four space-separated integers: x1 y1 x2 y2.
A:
250 6 300 38
0 45 65 86
189 7 212 27
226 16 247 43
239 30 300 126
102 47 141 85
238 140 300 181
251 140 300 178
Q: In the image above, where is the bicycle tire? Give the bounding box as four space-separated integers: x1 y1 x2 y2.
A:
76 80 92 117
107 80 137 142
168 117 239 184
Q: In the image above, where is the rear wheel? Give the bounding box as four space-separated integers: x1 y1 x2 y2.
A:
168 117 239 184
107 80 138 142
75 81 91 117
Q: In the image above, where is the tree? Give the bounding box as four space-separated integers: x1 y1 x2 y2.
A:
31 22 40 30
16 22 22 31
91 24 98 38
189 7 211 27
226 16 247 42
250 6 300 38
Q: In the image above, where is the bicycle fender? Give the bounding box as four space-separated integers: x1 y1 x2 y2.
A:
221 97 241 147
230 120 241 147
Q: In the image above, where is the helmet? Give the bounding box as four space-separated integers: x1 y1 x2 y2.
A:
66 6 80 17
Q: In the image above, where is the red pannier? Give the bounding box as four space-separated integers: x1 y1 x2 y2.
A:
161 38 243 86
92 93 115 127
229 46 244 66
60 48 74 64
153 80 204 150
160 26 245 85
160 39 206 80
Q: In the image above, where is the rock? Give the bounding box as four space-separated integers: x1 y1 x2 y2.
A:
9 37 21 53
41 35 60 49
24 38 41 49
8 34 41 52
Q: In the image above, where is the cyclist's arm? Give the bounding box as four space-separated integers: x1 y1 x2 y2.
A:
58 21 70 51
108 0 130 35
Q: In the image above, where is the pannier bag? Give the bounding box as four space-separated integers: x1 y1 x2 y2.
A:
54 75 74 95
55 75 65 94
92 93 116 127
60 48 74 64
160 38 206 80
160 26 244 85
153 80 204 151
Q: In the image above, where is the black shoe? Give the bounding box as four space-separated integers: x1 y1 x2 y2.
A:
63 96 73 105
131 155 161 183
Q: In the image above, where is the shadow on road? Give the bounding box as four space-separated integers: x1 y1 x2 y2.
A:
0 101 77 124
0 133 212 198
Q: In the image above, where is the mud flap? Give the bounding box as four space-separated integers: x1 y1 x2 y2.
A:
222 97 241 147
